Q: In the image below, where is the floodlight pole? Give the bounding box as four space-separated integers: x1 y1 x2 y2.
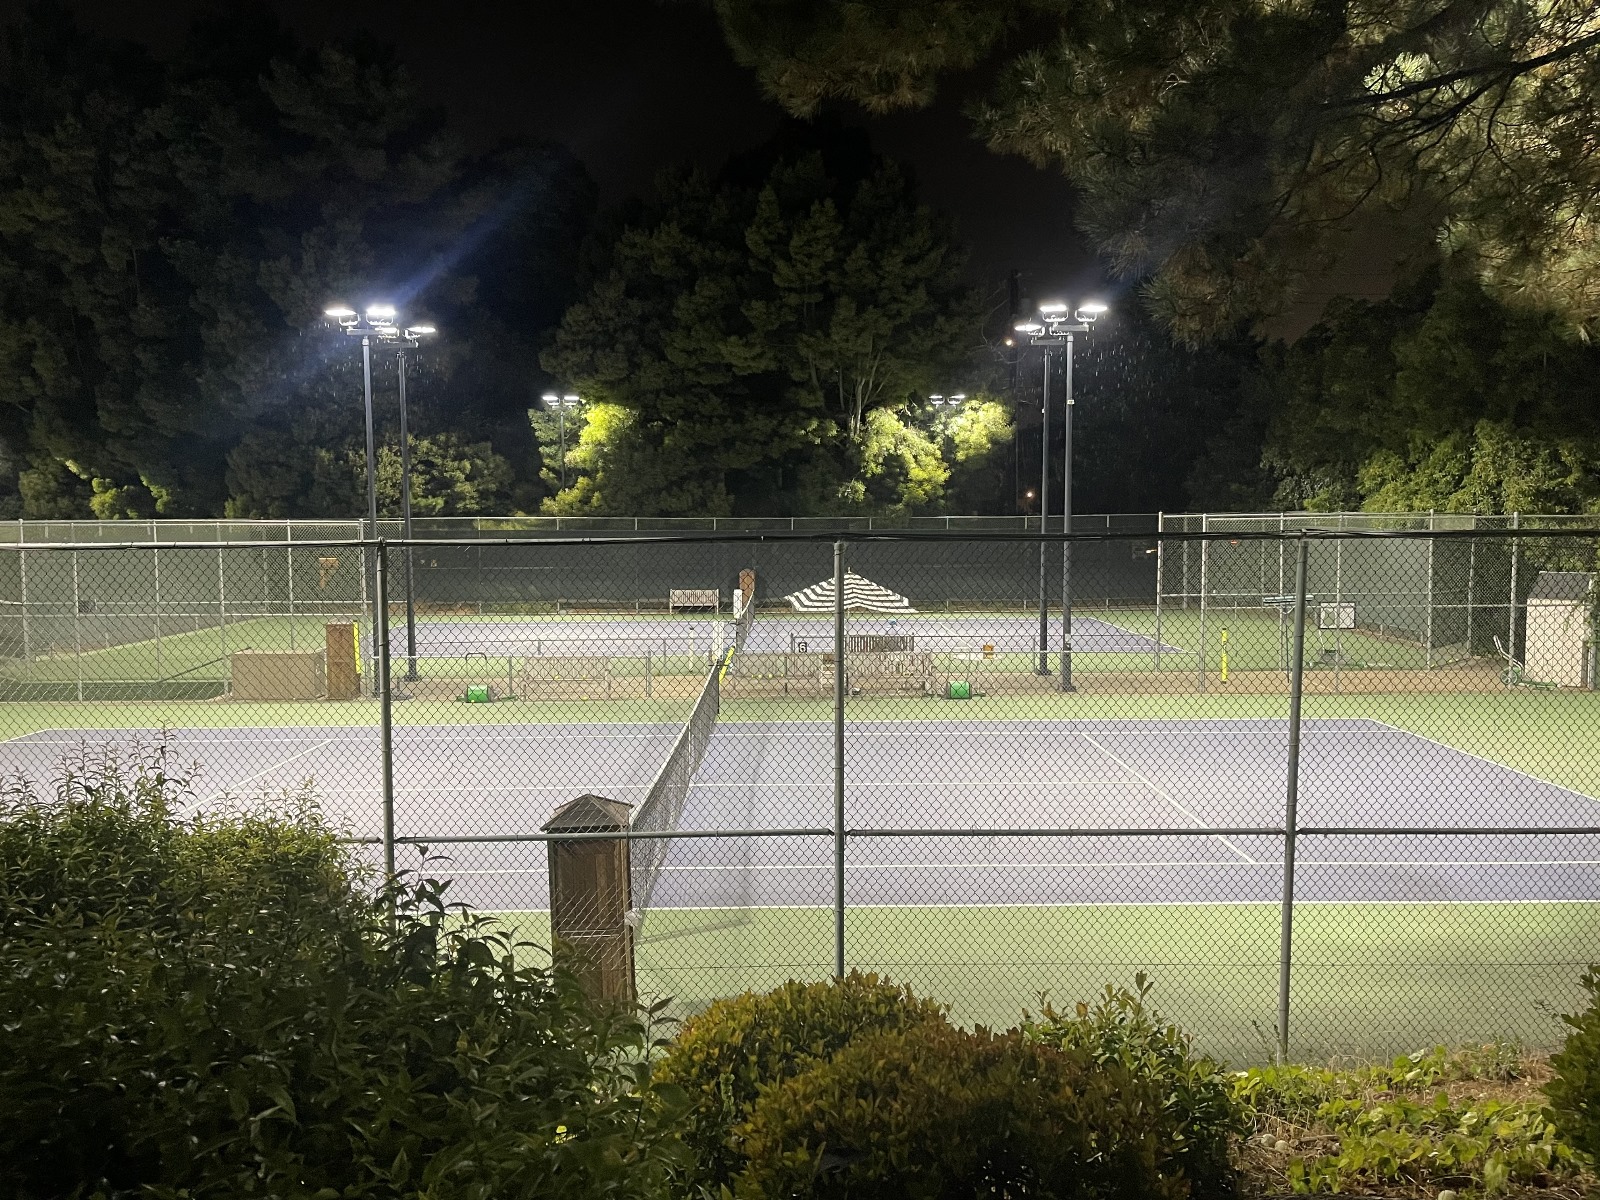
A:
1060 332 1076 693
1037 349 1052 675
361 334 381 683
397 349 418 681
558 403 568 489
326 305 436 693
1016 301 1103 682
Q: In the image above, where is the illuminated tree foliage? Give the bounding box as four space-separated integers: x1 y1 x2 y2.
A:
716 0 1600 342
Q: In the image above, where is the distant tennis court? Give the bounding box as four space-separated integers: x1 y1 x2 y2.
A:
387 612 1183 658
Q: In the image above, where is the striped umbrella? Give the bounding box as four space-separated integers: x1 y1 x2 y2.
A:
783 572 917 613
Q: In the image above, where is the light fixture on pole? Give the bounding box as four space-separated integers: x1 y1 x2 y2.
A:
326 304 437 688
541 392 581 488
1013 299 1107 690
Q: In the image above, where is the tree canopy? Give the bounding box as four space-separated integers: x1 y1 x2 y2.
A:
715 0 1600 342
0 4 591 518
540 123 984 516
1186 271 1600 512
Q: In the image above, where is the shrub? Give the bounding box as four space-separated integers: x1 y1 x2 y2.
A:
1238 1042 1580 1196
655 972 947 1189
1019 975 1243 1196
1548 967 1600 1158
1283 1091 1575 1195
734 1019 1191 1200
0 745 684 1200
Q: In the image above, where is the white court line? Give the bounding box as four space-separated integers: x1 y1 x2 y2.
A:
641 857 1600 872
698 721 1394 739
1364 720 1600 806
1075 732 1260 864
616 898 1600 912
9 727 685 746
317 783 650 795
205 740 333 800
688 779 1151 789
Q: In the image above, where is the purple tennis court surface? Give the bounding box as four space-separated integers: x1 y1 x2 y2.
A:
5 719 1595 911
390 613 1182 657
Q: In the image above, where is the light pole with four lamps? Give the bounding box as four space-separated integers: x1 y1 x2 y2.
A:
1013 299 1107 691
325 304 437 684
541 392 581 488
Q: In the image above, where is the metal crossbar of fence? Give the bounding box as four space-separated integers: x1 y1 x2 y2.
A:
0 526 1597 1064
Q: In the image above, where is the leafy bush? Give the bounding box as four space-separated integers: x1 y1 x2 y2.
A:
1019 975 1243 1196
1238 1042 1529 1127
0 745 684 1200
1549 967 1600 1159
1283 1092 1575 1194
655 972 947 1189
1239 1042 1581 1195
735 1019 1196 1199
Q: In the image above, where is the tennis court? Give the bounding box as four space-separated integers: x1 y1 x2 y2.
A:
4 525 1596 1059
12 715 1595 906
7 712 1598 1059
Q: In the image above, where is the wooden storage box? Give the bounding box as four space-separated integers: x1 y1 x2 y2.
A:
231 651 325 701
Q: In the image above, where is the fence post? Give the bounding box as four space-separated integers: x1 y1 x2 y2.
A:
1333 530 1343 694
1466 527 1478 656
833 539 846 979
1197 515 1209 692
1181 516 1190 611
1508 512 1520 659
1277 534 1310 1064
153 547 162 682
287 524 295 651
376 541 395 885
217 548 228 691
18 529 28 667
1425 511 1435 669
72 551 83 700
1154 512 1164 671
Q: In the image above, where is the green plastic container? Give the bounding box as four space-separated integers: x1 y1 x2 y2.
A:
465 684 491 703
947 679 971 700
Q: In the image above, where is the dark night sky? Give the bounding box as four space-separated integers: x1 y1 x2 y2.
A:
9 0 1100 304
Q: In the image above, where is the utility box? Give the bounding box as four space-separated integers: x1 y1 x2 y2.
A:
230 651 325 701
543 794 636 1005
325 623 360 700
1525 572 1595 688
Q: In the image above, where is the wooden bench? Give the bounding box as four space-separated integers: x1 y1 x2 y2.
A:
669 588 720 613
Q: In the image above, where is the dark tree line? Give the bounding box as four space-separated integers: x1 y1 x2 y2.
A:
0 4 590 519
3 2 1594 521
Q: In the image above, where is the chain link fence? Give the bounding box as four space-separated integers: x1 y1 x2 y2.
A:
0 526 1597 1064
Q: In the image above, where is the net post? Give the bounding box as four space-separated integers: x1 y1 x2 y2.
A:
376 541 396 888
1278 533 1310 1064
833 539 846 979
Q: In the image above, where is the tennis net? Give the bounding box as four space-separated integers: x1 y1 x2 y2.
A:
631 666 733 913
629 570 755 912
